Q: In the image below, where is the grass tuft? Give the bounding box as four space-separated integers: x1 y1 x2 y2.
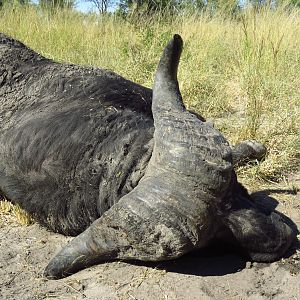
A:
0 198 34 225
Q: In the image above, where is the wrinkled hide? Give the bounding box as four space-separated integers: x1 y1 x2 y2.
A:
0 33 154 235
0 33 294 279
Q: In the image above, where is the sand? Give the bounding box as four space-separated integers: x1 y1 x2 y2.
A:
1 172 299 300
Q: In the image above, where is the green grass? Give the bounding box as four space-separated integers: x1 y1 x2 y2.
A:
0 4 299 186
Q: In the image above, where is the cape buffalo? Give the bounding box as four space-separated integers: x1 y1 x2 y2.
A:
0 33 294 279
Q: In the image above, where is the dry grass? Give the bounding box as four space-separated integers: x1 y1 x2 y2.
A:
0 197 33 226
0 4 299 218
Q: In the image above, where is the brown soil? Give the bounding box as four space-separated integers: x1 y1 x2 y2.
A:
1 172 299 300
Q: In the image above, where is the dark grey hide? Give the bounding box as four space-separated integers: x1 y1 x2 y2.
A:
0 33 294 279
0 33 154 235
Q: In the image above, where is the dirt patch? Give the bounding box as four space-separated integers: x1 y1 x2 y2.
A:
1 173 300 300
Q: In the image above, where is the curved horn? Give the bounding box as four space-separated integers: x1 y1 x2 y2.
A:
44 177 201 279
152 34 185 118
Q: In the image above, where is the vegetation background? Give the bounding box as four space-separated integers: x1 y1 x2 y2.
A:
0 0 299 222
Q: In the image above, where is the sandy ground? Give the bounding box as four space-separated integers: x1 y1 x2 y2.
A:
1 172 299 300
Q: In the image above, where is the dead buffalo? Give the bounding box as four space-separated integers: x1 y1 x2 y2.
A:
0 33 294 279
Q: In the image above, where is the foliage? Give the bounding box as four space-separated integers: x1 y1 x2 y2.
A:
117 0 243 16
85 0 110 13
289 0 300 7
0 0 30 8
39 0 75 10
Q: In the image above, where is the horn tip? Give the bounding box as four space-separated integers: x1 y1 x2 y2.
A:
172 34 183 50
173 34 182 41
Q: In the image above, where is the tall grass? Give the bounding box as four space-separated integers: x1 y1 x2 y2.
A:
0 4 299 184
